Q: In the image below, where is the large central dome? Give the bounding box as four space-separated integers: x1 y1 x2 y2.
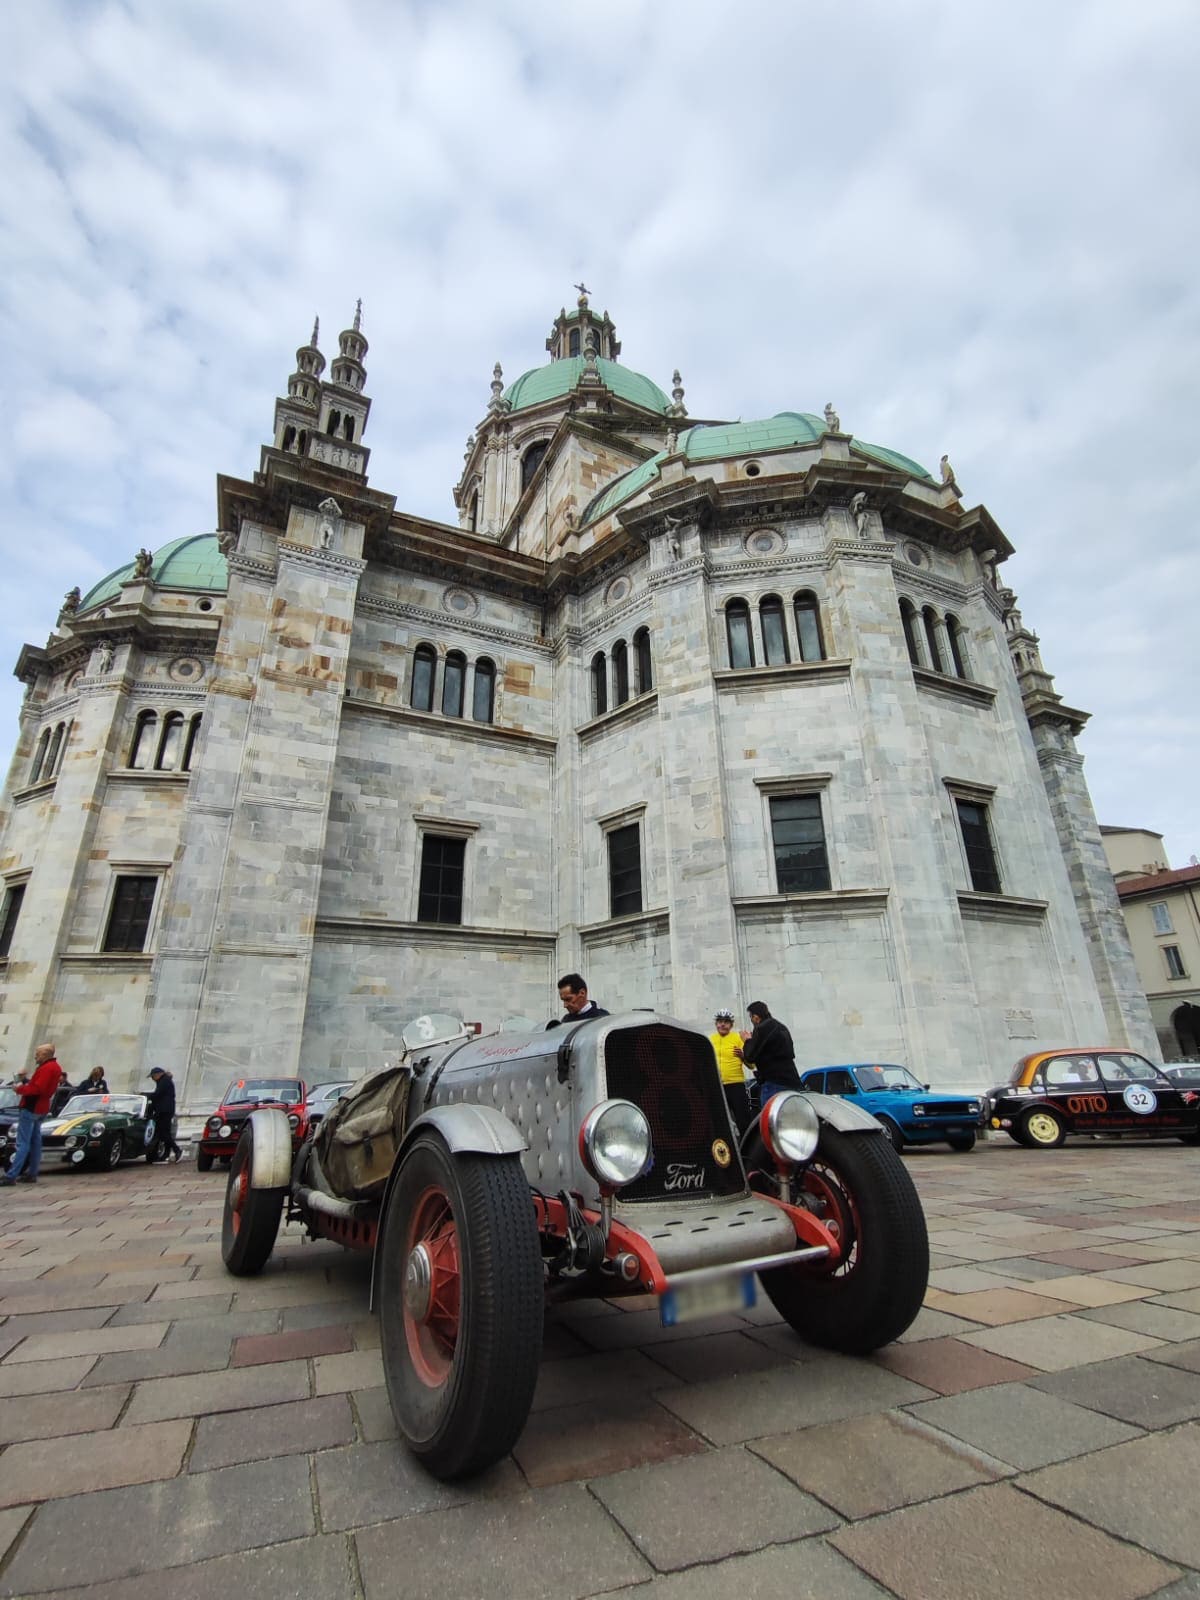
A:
79 534 228 611
503 355 671 415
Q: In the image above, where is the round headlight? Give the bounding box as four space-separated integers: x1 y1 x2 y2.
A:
208 1116 222 1130
579 1099 652 1190
89 1121 106 1137
219 1123 232 1138
287 1113 300 1129
65 1136 78 1149
762 1093 820 1165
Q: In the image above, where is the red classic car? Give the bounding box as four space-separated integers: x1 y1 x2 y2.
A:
197 1077 308 1171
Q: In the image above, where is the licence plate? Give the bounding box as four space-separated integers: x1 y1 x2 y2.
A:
659 1272 756 1327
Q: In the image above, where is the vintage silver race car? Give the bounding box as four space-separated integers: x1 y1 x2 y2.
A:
220 1011 929 1480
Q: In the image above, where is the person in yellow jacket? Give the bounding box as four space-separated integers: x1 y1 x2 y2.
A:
709 1009 751 1134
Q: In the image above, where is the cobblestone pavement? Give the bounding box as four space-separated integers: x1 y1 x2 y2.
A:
1 1138 1200 1599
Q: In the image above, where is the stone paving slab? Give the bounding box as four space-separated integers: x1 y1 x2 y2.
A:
2 1141 1200 1598
828 1480 1175 1599
591 1445 840 1571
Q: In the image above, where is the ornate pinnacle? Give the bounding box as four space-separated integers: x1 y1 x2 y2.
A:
488 361 509 414
310 316 320 347
668 369 687 418
353 298 362 332
464 432 476 462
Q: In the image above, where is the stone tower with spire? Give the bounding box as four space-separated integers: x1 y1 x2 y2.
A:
270 305 371 478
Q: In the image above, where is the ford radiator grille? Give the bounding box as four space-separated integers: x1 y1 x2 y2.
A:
602 1024 744 1202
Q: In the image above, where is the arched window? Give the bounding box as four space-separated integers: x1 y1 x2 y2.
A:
181 714 202 772
282 425 296 452
899 599 922 667
569 328 581 357
129 711 158 770
760 595 790 666
30 729 51 784
521 441 549 493
793 591 826 662
468 491 479 533
591 652 608 717
472 658 495 723
410 644 436 713
634 627 653 694
946 614 970 680
922 606 944 673
327 409 341 437
726 599 755 670
156 712 184 771
343 415 355 442
612 640 630 706
297 430 308 454
442 651 466 718
45 722 66 779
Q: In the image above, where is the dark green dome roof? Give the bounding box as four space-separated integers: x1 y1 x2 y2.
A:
581 412 932 525
80 534 228 610
503 356 670 415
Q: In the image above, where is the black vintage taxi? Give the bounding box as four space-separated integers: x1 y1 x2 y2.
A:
989 1048 1200 1149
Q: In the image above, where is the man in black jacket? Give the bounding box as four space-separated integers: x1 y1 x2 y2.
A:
147 1068 182 1162
546 973 611 1029
740 1000 802 1109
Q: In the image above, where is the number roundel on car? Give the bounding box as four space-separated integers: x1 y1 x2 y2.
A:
143 1120 156 1145
1122 1085 1157 1116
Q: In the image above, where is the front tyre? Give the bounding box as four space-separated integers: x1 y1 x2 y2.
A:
946 1130 977 1153
379 1134 543 1480
876 1115 904 1153
196 1149 214 1172
759 1126 928 1354
221 1129 285 1275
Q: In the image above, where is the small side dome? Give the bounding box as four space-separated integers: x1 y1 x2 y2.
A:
683 413 933 479
79 534 229 611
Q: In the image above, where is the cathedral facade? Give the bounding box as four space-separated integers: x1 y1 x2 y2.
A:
0 296 1155 1108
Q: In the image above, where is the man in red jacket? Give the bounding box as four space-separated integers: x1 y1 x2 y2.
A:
1 1043 64 1186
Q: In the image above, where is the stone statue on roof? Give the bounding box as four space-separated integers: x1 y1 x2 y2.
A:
850 491 869 538
62 586 81 614
824 403 840 433
133 548 153 580
939 455 957 488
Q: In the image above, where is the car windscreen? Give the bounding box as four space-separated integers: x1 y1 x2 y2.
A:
59 1095 144 1116
853 1065 921 1093
222 1079 303 1106
310 1083 352 1102
0 1088 20 1111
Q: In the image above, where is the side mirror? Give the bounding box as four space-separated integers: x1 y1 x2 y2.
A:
923 1084 931 1091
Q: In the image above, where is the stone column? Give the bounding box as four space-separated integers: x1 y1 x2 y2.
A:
139 506 366 1108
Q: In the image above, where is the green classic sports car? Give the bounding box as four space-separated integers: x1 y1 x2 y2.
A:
40 1094 162 1170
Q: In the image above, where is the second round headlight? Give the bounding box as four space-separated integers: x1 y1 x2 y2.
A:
579 1099 653 1189
764 1092 820 1164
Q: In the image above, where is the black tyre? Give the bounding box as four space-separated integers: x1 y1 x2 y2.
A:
196 1150 214 1172
105 1136 124 1169
1018 1108 1066 1149
219 1155 232 1169
379 1133 543 1480
758 1125 928 1354
946 1130 977 1153
221 1130 285 1275
876 1115 904 1153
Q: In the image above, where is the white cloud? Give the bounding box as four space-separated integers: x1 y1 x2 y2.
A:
1 0 1197 864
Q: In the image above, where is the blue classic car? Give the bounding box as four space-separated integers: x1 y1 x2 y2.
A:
798 1064 984 1152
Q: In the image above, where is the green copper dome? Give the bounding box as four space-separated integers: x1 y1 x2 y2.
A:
581 413 932 526
79 534 229 611
503 356 671 416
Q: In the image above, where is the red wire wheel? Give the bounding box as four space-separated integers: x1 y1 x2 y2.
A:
757 1124 928 1353
402 1185 462 1387
379 1132 543 1480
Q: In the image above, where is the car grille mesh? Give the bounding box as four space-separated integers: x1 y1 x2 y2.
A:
603 1024 743 1202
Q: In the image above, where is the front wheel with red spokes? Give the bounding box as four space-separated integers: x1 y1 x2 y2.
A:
379 1133 543 1480
758 1125 929 1353
221 1127 286 1275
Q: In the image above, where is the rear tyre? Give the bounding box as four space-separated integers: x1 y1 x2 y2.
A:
196 1150 214 1172
379 1133 543 1480
758 1125 928 1354
876 1115 904 1153
1019 1108 1066 1149
946 1130 977 1153
221 1130 285 1275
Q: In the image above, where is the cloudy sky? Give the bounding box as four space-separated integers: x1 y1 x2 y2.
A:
2 0 1197 863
